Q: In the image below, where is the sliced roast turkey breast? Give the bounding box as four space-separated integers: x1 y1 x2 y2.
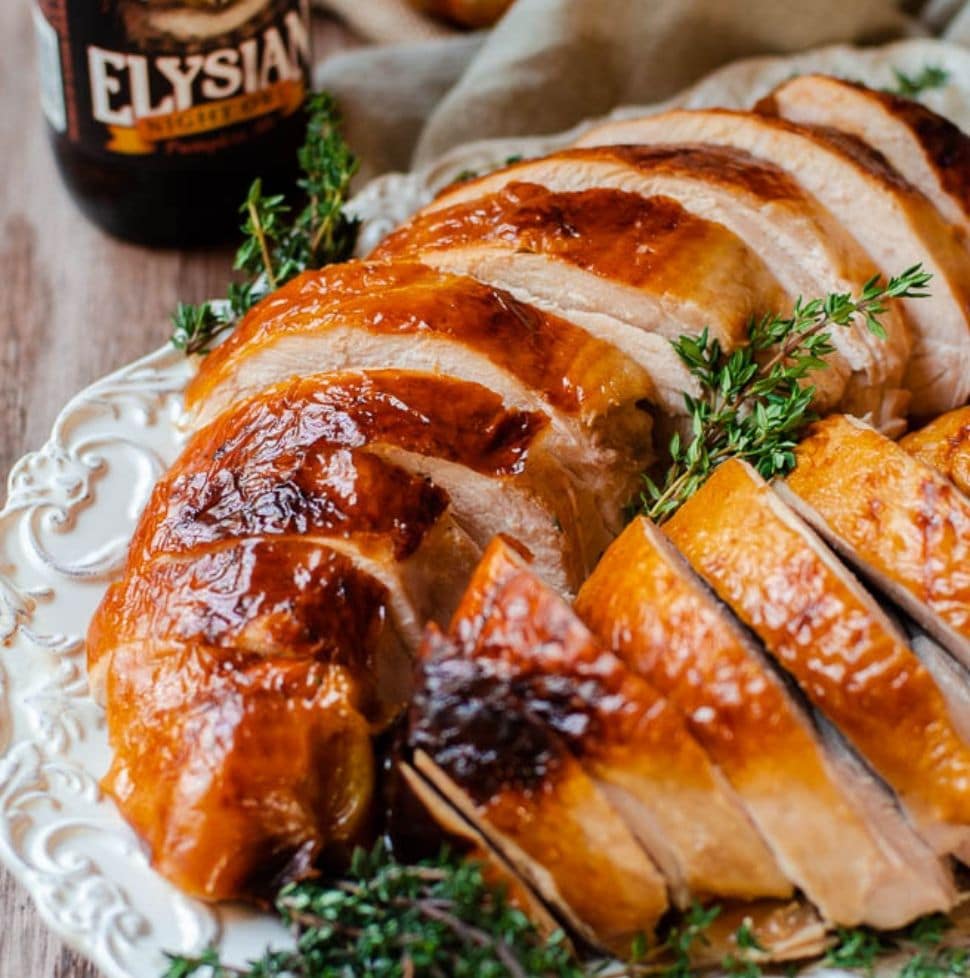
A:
576 109 970 416
186 261 655 529
409 639 669 956
397 761 566 941
901 406 970 497
90 489 481 713
449 537 792 908
782 415 970 666
667 458 970 874
135 370 605 592
102 640 375 901
576 516 955 927
373 182 791 417
411 144 910 428
88 537 416 728
760 75 970 242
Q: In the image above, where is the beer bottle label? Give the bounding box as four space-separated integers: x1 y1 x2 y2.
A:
32 0 311 160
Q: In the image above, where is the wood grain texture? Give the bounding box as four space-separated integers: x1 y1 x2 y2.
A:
0 7 361 975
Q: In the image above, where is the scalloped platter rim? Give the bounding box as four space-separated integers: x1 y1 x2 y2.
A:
3 37 970 978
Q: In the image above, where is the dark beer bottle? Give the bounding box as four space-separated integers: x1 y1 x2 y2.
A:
32 0 313 247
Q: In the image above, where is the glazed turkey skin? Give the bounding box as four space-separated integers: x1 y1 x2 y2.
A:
667 459 970 870
124 370 608 593
89 384 519 898
104 641 375 901
410 641 668 956
576 517 954 928
782 415 970 666
576 109 970 416
445 537 792 909
760 75 970 241
186 261 655 529
93 414 484 674
373 181 792 417
901 406 970 497
408 144 909 427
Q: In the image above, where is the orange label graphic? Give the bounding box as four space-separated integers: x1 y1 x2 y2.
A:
107 78 304 154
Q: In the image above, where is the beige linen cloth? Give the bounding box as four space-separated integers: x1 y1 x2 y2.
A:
313 0 970 181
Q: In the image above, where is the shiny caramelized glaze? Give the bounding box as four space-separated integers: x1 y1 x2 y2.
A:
187 260 646 418
411 629 668 952
901 406 970 498
132 371 549 562
375 181 767 295
133 445 447 563
428 539 791 904
787 416 970 641
131 372 546 557
93 371 555 897
576 518 823 789
577 516 964 928
103 644 374 900
88 539 407 717
667 459 970 829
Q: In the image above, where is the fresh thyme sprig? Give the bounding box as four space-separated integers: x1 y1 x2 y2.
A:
825 916 968 978
636 264 932 524
161 843 582 978
161 850 966 978
170 92 359 356
887 64 950 99
601 903 723 978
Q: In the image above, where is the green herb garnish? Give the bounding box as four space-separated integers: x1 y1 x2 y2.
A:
826 926 893 973
162 843 582 978
170 92 359 356
887 65 950 99
636 264 931 523
162 858 966 978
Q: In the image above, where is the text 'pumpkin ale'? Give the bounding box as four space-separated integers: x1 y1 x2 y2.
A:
32 0 313 246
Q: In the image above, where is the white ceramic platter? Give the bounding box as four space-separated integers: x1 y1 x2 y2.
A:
3 37 970 978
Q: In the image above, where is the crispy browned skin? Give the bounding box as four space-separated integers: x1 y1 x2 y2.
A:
574 109 970 415
576 519 824 790
130 371 542 564
375 182 766 295
93 372 557 899
667 460 970 836
760 77 970 221
787 415 970 642
576 517 961 928
104 644 374 900
88 538 409 720
410 633 668 955
188 261 631 418
447 539 790 905
428 145 810 212
901 406 970 497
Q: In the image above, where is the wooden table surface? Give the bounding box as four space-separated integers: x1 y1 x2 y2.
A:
0 6 360 975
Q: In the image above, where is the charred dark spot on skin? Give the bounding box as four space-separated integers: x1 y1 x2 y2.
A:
409 655 565 804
